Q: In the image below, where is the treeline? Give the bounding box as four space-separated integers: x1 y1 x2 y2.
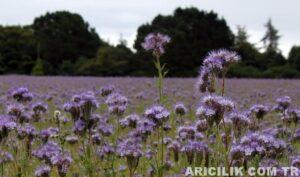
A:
0 8 300 77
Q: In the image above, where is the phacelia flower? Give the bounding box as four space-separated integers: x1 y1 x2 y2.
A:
142 33 171 56
144 105 170 126
120 114 140 128
174 103 188 116
250 104 269 120
105 93 128 116
35 165 51 177
9 87 33 102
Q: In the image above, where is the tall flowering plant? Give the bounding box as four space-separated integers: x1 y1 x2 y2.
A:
142 33 170 177
142 33 170 103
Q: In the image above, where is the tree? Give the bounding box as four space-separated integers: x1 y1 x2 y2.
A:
0 25 36 74
288 46 300 70
32 11 104 74
31 58 44 75
233 26 261 67
261 19 280 52
134 7 234 77
77 43 134 76
259 19 286 69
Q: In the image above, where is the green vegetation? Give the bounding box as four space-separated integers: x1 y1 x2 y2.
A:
0 8 299 77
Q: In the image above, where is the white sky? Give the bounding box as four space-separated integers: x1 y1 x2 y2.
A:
0 0 299 56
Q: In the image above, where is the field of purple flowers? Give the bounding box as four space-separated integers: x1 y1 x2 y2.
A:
0 33 300 177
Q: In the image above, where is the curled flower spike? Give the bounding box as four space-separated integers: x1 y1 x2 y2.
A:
197 49 240 93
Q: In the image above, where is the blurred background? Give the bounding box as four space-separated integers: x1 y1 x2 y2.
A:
0 0 299 78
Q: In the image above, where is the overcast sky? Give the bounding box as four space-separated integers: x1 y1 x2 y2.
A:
1 0 299 56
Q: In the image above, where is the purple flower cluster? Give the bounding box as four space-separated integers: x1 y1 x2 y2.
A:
9 87 33 102
0 149 13 165
105 93 128 116
197 49 240 93
197 95 235 125
100 85 115 97
144 105 170 126
120 114 140 128
174 103 188 116
142 33 170 56
250 104 269 120
237 132 287 158
35 165 51 177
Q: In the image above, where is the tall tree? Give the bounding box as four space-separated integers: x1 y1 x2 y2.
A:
261 19 280 52
288 46 300 70
134 7 234 77
32 11 104 74
0 25 36 74
260 19 285 69
233 26 261 67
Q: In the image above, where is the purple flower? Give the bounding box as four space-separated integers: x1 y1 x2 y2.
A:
63 102 81 121
32 141 61 162
195 119 208 132
65 135 79 145
35 165 51 177
119 114 140 128
197 49 240 93
117 138 143 175
275 96 292 111
203 49 240 71
180 140 209 165
229 145 245 160
9 87 33 102
0 150 13 165
105 93 128 116
100 85 115 97
178 126 197 140
73 119 86 135
167 140 181 162
40 127 59 142
6 103 24 118
174 103 188 116
32 102 48 112
142 33 170 56
250 104 269 120
0 115 16 141
97 143 115 159
51 152 72 176
144 105 170 126
17 123 37 140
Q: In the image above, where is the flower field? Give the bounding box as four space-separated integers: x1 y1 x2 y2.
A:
0 75 299 177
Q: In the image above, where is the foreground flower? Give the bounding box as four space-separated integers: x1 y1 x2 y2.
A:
142 33 170 56
197 49 240 93
105 93 128 116
117 138 143 177
144 105 170 127
35 165 51 177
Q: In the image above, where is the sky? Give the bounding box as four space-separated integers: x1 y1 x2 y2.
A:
0 0 299 56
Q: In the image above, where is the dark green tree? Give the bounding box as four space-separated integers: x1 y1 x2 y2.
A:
234 26 261 67
259 19 286 69
288 46 300 71
261 19 280 52
32 11 104 74
77 43 134 76
31 58 44 75
134 7 234 77
0 25 36 74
